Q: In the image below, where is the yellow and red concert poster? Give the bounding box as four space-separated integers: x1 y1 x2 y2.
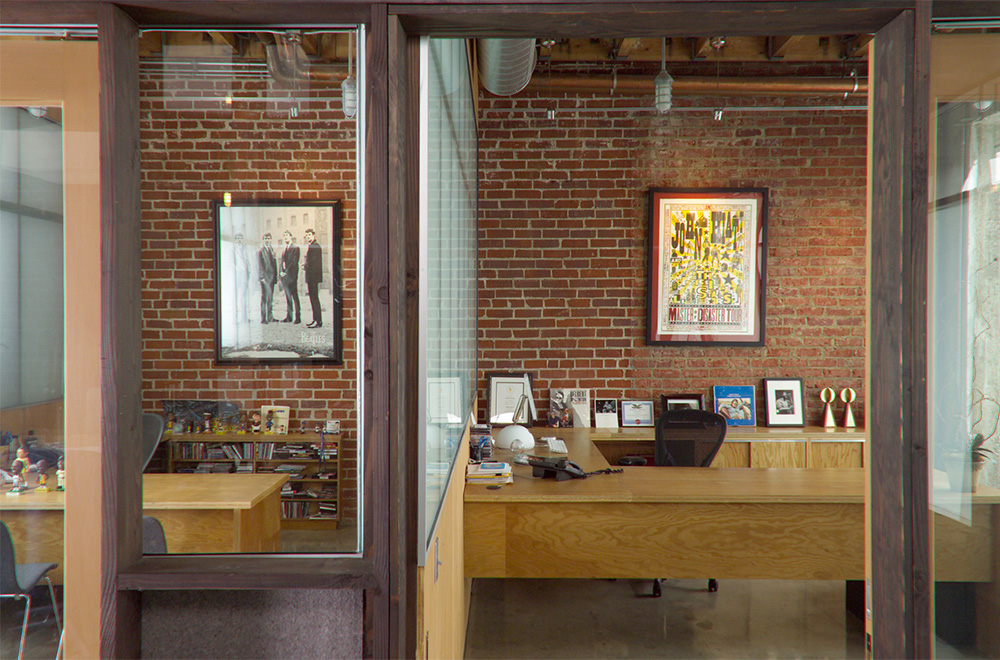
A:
647 188 767 345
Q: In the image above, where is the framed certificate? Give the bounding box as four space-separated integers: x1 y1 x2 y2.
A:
621 400 655 427
486 372 535 424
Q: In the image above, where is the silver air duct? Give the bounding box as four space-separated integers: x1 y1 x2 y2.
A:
477 38 537 96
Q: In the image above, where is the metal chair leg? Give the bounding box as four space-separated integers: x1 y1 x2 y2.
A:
652 578 662 598
43 577 61 633
708 578 718 592
17 593 32 660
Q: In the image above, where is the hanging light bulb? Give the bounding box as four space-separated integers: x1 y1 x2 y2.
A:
341 31 358 119
654 37 673 114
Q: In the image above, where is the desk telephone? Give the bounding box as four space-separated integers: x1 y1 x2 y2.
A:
527 456 587 480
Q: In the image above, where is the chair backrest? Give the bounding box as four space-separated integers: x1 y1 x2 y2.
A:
141 412 166 472
1 521 20 594
142 516 168 554
654 409 727 467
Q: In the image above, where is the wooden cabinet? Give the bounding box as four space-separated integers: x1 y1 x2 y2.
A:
166 433 340 529
588 427 864 468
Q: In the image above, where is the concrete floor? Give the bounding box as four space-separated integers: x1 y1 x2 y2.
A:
466 578 865 660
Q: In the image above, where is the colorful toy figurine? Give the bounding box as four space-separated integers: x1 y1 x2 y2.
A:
56 456 66 491
35 459 51 491
250 412 262 434
265 410 274 434
7 461 27 494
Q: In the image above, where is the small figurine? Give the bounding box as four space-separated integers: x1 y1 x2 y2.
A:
840 388 857 428
820 388 836 428
300 421 308 435
238 412 248 434
202 412 213 434
250 412 262 434
7 461 27 494
165 412 175 435
214 417 225 434
11 447 31 473
265 410 274 435
35 459 51 492
55 456 66 491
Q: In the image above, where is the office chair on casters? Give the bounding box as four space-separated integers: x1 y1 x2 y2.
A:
142 516 168 554
1 521 62 660
651 408 727 598
142 412 166 472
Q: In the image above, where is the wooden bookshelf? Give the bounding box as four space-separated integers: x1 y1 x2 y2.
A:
165 432 340 529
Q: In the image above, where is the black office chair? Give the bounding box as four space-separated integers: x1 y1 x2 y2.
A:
651 408 727 597
142 412 166 472
1 521 62 660
142 516 168 554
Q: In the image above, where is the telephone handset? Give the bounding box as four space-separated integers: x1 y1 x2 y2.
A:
527 456 587 481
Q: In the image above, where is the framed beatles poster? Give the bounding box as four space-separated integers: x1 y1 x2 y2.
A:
646 187 767 346
214 198 342 364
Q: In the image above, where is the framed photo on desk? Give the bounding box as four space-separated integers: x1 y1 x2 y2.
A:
763 378 805 427
621 400 655 427
646 187 767 346
486 372 535 424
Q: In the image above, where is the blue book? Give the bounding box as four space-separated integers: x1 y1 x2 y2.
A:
713 385 756 426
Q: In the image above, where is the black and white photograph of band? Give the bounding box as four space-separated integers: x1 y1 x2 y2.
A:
214 198 342 364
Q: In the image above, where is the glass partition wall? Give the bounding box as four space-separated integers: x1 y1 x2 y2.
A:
138 28 363 553
0 105 66 658
418 37 478 558
928 31 1000 657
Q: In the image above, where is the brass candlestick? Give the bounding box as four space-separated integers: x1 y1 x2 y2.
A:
820 388 836 428
840 388 857 428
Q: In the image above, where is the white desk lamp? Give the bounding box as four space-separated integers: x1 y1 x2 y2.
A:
494 394 535 451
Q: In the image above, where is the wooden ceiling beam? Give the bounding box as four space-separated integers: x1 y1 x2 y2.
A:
767 35 803 59
616 37 643 59
691 37 712 60
207 31 239 54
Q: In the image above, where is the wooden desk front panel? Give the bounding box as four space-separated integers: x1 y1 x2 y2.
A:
751 442 807 468
466 500 865 580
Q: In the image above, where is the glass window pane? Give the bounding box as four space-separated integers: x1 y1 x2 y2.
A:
139 29 363 554
419 37 478 556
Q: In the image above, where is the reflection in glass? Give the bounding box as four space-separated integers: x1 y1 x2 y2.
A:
929 33 999 657
0 106 66 658
418 38 478 557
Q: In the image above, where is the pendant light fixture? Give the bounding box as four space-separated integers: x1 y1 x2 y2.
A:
341 31 358 119
654 37 673 114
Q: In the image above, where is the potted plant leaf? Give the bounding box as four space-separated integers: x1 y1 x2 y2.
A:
945 433 995 493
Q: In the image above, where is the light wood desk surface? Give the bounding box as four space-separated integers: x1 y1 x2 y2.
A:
466 438 998 583
1 474 288 580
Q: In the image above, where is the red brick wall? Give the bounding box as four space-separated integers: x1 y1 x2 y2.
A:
139 75 360 519
478 92 867 426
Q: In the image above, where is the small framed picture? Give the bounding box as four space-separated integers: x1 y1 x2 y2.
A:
261 405 291 434
763 378 805 427
713 386 756 426
621 400 655 427
486 372 535 424
661 393 705 412
594 399 619 428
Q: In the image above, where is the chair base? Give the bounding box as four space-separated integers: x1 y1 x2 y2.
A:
650 578 719 598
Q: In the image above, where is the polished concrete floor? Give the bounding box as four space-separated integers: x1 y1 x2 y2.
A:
464 578 982 660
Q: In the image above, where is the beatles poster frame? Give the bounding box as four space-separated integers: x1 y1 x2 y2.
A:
213 198 342 365
646 187 767 346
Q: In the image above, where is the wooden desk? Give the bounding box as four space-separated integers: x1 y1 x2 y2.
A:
466 437 998 584
1 474 287 581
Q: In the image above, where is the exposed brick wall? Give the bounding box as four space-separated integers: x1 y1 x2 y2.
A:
139 75 360 520
478 91 868 426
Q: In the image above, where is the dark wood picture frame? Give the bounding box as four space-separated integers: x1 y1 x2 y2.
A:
213 198 342 364
485 372 535 425
661 393 706 412
647 187 768 346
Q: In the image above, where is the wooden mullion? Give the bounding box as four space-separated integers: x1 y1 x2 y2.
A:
98 4 143 658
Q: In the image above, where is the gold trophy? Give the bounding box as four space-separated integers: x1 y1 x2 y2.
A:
840 388 857 428
820 388 836 428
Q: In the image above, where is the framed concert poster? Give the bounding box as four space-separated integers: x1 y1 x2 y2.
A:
646 187 767 346
214 198 342 364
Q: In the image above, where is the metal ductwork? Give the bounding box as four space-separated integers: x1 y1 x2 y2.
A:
263 32 343 85
477 38 537 96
